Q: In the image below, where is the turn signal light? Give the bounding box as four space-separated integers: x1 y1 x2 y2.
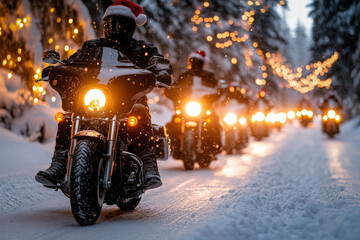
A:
128 116 138 127
55 112 65 122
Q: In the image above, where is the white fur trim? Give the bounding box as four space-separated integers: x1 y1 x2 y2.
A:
135 13 147 26
189 52 209 62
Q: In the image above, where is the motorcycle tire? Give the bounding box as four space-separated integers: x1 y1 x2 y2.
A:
225 130 235 155
117 197 141 211
183 128 196 170
70 139 105 225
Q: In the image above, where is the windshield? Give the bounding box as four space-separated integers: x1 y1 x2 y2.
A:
73 47 132 65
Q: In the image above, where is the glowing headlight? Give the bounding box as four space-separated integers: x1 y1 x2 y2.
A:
335 115 341 122
323 115 328 121
277 112 287 124
239 117 247 125
287 111 296 120
185 101 201 117
254 112 265 122
327 110 336 119
301 109 308 116
266 113 276 123
307 110 314 118
224 113 237 125
296 111 301 117
84 89 106 111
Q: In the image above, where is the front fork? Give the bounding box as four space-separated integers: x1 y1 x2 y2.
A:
64 114 118 190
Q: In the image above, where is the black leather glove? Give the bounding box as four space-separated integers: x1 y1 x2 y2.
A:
156 70 172 87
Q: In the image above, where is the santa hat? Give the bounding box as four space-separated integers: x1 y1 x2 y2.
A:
189 50 209 62
103 0 147 26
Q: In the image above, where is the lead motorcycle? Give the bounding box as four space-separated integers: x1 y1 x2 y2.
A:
38 47 170 225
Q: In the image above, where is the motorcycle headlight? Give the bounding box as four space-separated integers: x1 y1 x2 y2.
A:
224 113 237 125
239 117 247 125
307 110 314 118
255 112 265 122
287 111 296 120
278 112 287 124
327 110 336 119
84 89 106 111
185 101 201 117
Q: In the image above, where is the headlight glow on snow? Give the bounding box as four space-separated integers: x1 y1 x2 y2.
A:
327 110 336 119
224 113 237 125
84 89 106 111
185 101 201 117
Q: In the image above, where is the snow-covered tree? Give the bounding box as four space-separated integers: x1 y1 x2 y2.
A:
310 0 360 115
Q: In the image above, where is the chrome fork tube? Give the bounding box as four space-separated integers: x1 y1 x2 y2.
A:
103 115 118 189
66 115 81 187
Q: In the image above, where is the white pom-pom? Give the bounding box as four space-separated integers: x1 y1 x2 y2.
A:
135 14 147 26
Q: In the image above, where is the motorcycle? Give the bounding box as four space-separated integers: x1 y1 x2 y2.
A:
218 99 249 154
167 83 221 170
298 108 314 127
250 111 269 140
38 47 170 225
322 109 341 138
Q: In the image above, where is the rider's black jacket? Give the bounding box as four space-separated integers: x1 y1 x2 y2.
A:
66 37 173 86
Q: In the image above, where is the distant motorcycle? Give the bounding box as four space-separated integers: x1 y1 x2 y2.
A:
250 111 269 140
298 108 314 127
167 84 221 170
38 47 170 225
322 109 341 138
218 99 249 154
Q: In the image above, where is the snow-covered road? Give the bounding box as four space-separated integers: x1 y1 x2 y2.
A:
1 119 360 240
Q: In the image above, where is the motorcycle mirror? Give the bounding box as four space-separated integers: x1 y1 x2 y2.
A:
42 50 61 64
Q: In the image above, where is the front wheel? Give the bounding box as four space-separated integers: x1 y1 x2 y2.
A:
70 140 105 225
183 128 196 170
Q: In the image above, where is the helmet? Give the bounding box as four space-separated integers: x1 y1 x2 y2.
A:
103 15 136 41
188 50 208 72
102 0 147 41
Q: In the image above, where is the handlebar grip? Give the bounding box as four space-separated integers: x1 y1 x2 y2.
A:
156 81 171 89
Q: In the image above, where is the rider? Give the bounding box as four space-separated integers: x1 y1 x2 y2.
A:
165 50 221 154
35 0 173 190
298 96 313 110
320 90 342 112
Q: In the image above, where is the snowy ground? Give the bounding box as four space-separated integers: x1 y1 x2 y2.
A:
1 117 360 240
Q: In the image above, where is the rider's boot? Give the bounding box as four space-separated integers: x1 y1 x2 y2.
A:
35 150 68 187
142 152 162 190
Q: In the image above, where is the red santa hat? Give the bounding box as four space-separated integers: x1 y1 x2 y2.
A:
189 50 209 62
103 0 147 26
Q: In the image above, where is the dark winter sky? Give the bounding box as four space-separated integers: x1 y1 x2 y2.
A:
286 0 313 36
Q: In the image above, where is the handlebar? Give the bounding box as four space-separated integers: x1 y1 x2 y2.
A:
156 81 171 89
35 76 49 83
